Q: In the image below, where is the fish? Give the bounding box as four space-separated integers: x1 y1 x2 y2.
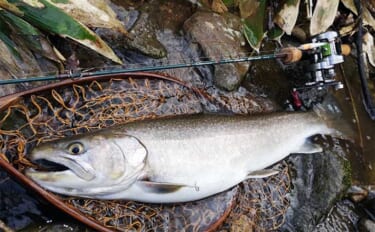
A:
25 112 334 203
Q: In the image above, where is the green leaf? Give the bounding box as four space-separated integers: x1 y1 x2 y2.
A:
241 0 267 52
267 26 284 43
0 9 65 64
310 0 339 36
274 0 300 35
0 0 122 64
0 13 21 60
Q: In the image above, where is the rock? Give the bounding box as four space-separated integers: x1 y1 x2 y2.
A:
125 12 167 58
358 219 375 232
313 200 360 232
282 136 352 231
183 11 250 91
95 3 167 59
0 170 43 230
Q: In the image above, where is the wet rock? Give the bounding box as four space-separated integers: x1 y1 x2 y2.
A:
125 12 167 58
282 137 352 232
183 11 250 91
0 171 43 230
313 200 360 232
358 219 375 232
95 2 167 59
20 221 93 232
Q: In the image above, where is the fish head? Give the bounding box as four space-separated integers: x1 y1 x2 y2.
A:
25 132 147 196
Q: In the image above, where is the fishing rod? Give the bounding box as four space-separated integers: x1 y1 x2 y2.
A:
0 31 351 98
0 49 298 85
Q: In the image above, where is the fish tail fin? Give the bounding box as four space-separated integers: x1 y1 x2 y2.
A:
312 94 356 141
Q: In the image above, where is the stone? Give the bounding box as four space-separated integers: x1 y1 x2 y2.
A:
358 219 375 232
281 136 352 231
183 11 250 91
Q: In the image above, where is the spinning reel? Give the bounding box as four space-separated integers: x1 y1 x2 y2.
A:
287 31 350 109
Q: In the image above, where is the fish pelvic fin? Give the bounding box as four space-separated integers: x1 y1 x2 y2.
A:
137 181 199 193
247 169 279 178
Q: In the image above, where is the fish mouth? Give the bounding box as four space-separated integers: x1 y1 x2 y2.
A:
27 156 96 181
33 159 69 172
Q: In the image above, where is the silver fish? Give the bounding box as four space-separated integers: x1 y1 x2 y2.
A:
26 112 333 203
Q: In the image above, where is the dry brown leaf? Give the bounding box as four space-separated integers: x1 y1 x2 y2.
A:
363 32 375 67
48 0 130 37
310 0 339 36
239 0 259 19
274 0 301 35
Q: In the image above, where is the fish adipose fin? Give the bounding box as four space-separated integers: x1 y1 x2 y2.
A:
247 169 279 178
137 181 198 193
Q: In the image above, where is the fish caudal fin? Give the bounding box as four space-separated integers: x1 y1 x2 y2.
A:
294 140 323 154
313 94 355 140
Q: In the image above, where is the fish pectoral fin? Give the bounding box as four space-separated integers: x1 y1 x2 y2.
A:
137 181 197 193
247 169 279 178
295 140 323 154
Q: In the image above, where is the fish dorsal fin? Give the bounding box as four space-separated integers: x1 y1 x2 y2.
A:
295 140 323 154
137 181 199 193
247 169 279 178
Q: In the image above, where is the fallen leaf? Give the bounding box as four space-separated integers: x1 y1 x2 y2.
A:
0 10 65 65
274 0 301 35
363 32 375 67
341 0 375 29
340 0 357 14
49 0 130 37
241 0 267 52
0 0 122 64
211 0 228 13
310 0 340 36
239 0 258 19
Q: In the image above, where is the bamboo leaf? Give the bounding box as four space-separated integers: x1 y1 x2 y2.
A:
310 0 340 36
0 13 21 60
274 0 300 35
48 0 130 37
0 32 42 77
241 0 267 52
0 0 122 64
0 9 65 64
0 32 23 75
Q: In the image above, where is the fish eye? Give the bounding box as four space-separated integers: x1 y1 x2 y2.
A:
67 142 85 155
